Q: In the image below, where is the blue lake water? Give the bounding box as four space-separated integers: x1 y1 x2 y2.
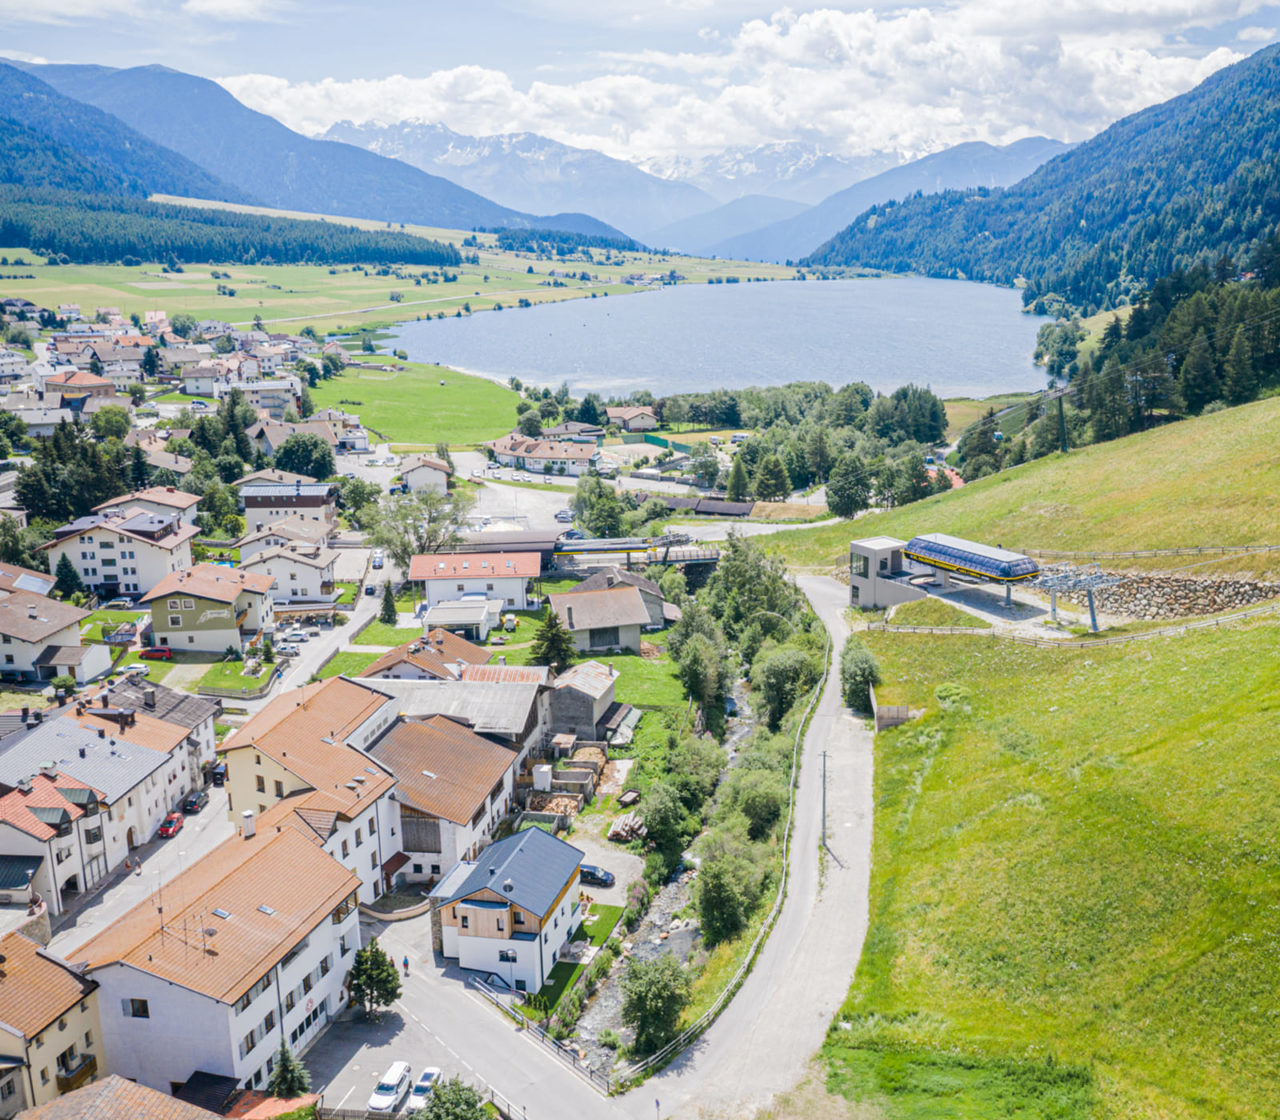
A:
391 276 1048 399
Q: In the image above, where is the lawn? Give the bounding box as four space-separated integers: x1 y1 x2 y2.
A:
199 658 275 691
352 620 422 646
772 396 1280 577
334 581 360 606
941 392 1040 440
108 649 185 683
820 619 1280 1118
80 610 145 643
309 360 520 447
576 903 624 947
887 597 992 628
316 649 382 679
588 649 684 708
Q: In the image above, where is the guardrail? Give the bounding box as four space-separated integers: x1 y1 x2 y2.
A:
866 600 1280 649
616 631 832 1084
1019 543 1280 560
470 976 616 1094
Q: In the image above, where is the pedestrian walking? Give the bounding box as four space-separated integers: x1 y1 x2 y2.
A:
403 955 410 976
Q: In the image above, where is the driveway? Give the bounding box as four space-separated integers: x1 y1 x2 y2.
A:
563 822 642 908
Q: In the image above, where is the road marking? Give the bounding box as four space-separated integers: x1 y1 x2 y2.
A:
334 1087 353 1109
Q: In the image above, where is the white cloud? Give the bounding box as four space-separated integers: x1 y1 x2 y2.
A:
1237 24 1278 39
181 0 289 20
0 0 142 23
219 2 1259 163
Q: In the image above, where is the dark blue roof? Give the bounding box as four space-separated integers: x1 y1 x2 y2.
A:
904 533 1039 581
0 854 42 891
441 827 582 917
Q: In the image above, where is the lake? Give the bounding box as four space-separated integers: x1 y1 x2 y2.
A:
390 276 1048 399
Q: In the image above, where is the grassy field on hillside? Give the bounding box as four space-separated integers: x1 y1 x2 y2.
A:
887 597 991 628
821 617 1280 1119
942 393 1040 440
774 397 1280 576
309 361 518 446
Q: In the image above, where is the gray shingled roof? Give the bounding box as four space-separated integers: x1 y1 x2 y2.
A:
104 678 220 731
368 680 541 738
0 719 170 802
440 827 582 916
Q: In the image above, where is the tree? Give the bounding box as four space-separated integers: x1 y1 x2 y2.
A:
825 453 870 518
752 454 790 502
298 384 315 418
733 769 785 840
380 582 397 624
840 636 881 710
90 406 132 442
725 454 750 502
126 383 148 406
348 936 401 1017
804 427 833 481
140 346 160 380
584 487 623 537
1222 325 1257 405
687 443 719 488
54 553 84 596
368 489 475 571
1178 330 1219 413
517 411 543 437
892 452 931 506
265 1040 311 1097
695 859 746 945
170 312 197 338
640 781 685 854
620 952 692 1054
197 481 241 537
419 1078 486 1120
662 396 689 430
750 646 821 729
677 632 723 725
529 610 575 671
274 433 335 480
576 393 603 427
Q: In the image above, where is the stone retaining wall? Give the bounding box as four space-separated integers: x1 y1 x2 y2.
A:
1068 575 1280 620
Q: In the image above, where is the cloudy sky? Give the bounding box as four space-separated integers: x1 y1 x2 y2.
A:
4 1 1277 167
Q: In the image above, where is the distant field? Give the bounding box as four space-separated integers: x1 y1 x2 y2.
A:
823 618 1280 1118
942 392 1040 440
310 360 517 447
773 396 1280 576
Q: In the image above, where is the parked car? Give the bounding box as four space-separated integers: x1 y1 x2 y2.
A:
157 812 184 838
555 509 573 522
368 1062 413 1114
182 790 209 814
560 528 585 541
139 647 173 660
364 583 377 596
277 643 300 657
191 400 209 409
405 1068 440 1114
371 550 384 569
579 864 615 889
101 597 134 610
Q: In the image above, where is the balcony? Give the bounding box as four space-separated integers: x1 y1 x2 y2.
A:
56 1053 97 1093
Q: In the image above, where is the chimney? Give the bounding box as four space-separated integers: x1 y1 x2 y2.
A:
242 810 256 839
100 695 109 708
143 687 156 708
97 728 105 739
566 606 574 629
20 707 27 722
498 655 506 666
166 486 175 493
79 747 86 759
27 604 36 620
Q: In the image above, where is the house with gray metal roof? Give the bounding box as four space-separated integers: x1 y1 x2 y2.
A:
430 827 583 993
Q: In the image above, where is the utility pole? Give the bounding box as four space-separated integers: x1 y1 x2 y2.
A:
821 750 828 848
1058 394 1068 454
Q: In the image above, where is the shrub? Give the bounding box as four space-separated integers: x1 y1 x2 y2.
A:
51 674 77 694
600 1028 621 1050
840 636 881 711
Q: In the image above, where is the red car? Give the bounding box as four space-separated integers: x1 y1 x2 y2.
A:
157 812 184 838
139 647 173 660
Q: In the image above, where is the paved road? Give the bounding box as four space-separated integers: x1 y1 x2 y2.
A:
621 574 872 1119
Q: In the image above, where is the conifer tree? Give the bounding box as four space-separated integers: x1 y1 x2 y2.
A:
1178 330 1220 413
725 454 750 502
54 553 83 597
380 582 397 625
1222 325 1257 404
530 610 575 671
266 1040 311 1098
752 454 791 502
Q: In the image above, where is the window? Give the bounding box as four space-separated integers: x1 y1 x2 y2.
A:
3 655 11 666
40 1068 49 1085
412 863 423 874
256 776 265 793
56 1045 77 1074
0 1079 14 1100
513 911 525 925
498 949 517 962
370 851 377 870
355 826 362 846
168 599 180 609
182 599 194 610
122 998 149 1018
274 781 283 798
262 1010 275 1033
497 918 504 931
285 991 295 1012
431 864 440 875
341 839 349 857
188 636 195 644
461 915 469 929
84 1030 92 1048
169 615 181 627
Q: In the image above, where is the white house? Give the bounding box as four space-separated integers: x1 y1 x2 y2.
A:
220 677 400 904
367 715 518 887
357 628 490 682
0 705 199 913
400 455 451 494
43 507 198 601
240 544 339 605
240 482 338 526
431 827 583 994
225 377 301 420
93 486 201 526
548 585 651 654
408 551 539 611
68 824 361 1095
235 516 332 563
604 405 658 432
0 349 28 379
97 676 222 790
0 593 111 684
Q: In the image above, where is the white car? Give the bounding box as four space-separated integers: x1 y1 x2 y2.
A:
405 1068 441 1114
368 1062 413 1113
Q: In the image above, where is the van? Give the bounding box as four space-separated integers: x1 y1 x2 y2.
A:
277 643 300 657
304 627 322 638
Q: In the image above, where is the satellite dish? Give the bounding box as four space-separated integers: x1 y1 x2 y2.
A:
203 928 218 938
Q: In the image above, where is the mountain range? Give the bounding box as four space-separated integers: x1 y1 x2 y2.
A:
9 61 621 238
805 42 1280 310
708 138 1072 263
322 120 716 239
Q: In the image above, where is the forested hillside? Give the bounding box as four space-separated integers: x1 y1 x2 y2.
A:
0 188 462 266
0 62 245 202
806 43 1280 313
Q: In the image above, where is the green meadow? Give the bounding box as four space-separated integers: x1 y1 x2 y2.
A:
821 618 1280 1119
